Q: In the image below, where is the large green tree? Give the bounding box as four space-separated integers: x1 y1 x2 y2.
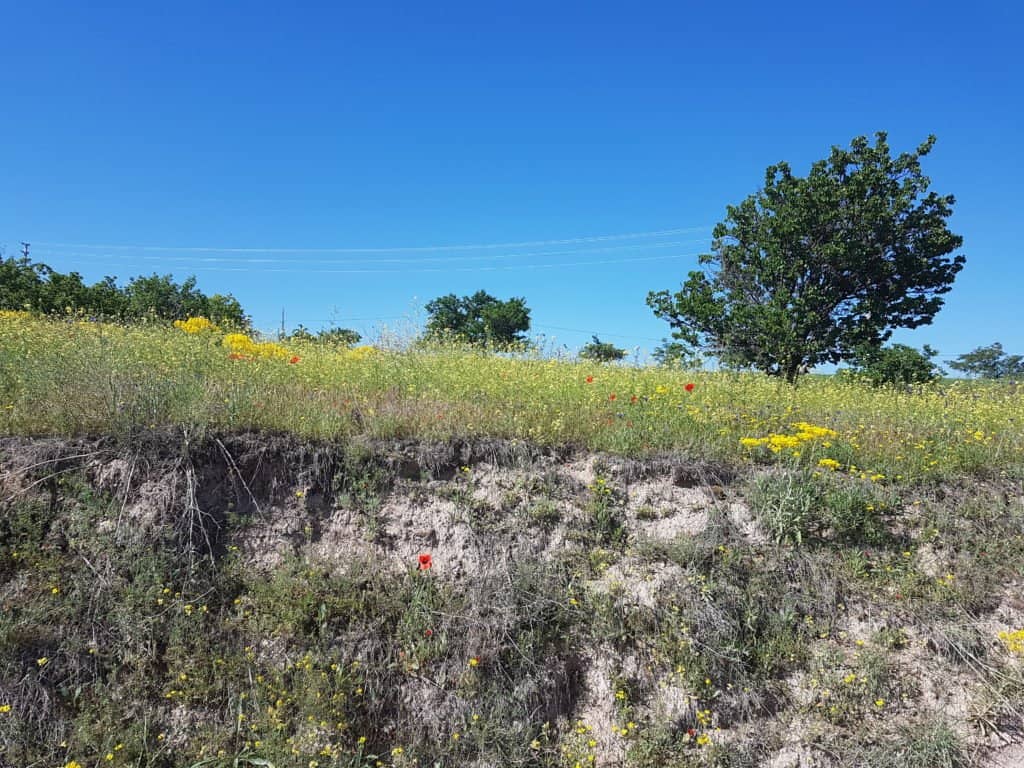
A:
424 290 530 347
647 133 965 382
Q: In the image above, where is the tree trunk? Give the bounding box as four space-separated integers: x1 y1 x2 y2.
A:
784 358 804 384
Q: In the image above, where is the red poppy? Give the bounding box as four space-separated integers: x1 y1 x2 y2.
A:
289 355 300 364
684 383 695 392
585 376 594 384
687 728 696 737
417 553 433 570
630 395 638 404
424 628 434 638
228 352 248 361
608 393 616 401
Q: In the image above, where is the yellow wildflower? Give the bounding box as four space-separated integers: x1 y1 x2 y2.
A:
174 316 218 334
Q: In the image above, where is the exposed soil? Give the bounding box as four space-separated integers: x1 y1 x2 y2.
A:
2 430 1023 767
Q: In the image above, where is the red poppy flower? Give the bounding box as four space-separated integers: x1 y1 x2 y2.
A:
289 355 300 364
228 352 248 361
630 395 638 404
608 393 616 401
687 728 696 737
424 628 434 638
585 376 594 384
684 383 695 392
417 553 433 570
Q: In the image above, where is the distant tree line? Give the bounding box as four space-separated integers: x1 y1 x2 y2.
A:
287 325 362 346
844 342 1024 384
0 255 248 327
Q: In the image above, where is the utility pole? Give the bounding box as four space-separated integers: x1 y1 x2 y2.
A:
280 308 286 340
20 242 30 259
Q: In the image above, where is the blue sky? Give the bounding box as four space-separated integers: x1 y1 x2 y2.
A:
2 1 1021 366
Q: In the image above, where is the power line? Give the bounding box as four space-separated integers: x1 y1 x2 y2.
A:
17 250 705 275
32 238 708 266
289 315 410 324
32 226 710 254
533 324 665 343
140 251 705 274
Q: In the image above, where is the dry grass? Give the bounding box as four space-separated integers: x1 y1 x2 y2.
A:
2 312 1023 482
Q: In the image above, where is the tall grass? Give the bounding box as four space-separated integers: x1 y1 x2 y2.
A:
2 312 1022 478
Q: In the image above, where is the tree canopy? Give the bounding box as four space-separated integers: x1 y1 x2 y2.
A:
424 290 530 347
578 336 628 363
0 256 249 327
848 343 943 387
948 343 1024 379
288 325 362 346
647 133 965 382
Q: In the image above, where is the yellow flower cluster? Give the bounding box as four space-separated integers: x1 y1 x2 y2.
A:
791 422 839 440
741 422 838 453
173 316 218 334
222 333 292 360
999 629 1024 655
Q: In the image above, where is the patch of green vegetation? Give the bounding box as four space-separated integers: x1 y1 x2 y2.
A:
829 720 970 768
749 469 899 545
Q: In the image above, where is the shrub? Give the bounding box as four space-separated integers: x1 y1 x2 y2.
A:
749 470 822 544
849 344 943 387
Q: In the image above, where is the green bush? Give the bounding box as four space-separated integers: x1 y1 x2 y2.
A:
750 470 895 545
848 344 943 387
750 471 821 544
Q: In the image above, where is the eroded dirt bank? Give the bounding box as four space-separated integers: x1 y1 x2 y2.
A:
1 432 1022 767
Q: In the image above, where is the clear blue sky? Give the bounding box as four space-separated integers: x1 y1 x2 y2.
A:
2 1 1021 366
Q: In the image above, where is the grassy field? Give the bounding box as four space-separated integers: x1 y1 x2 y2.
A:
1 312 1022 480
2 314 1024 768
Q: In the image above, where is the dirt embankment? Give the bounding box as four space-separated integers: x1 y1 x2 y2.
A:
1 431 1022 768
